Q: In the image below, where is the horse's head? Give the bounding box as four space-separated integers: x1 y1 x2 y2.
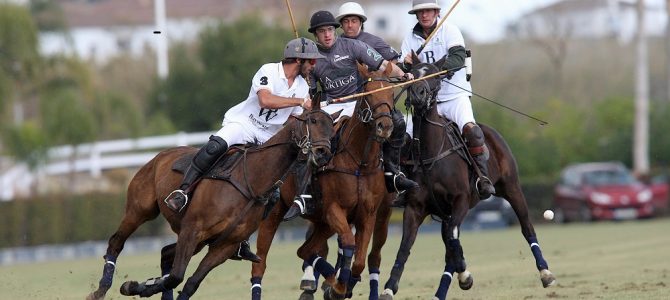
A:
292 97 340 167
357 62 395 140
407 52 443 116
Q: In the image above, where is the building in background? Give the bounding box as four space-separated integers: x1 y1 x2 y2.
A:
508 0 666 43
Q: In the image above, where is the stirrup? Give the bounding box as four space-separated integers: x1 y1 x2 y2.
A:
164 189 189 212
475 176 495 197
388 171 415 194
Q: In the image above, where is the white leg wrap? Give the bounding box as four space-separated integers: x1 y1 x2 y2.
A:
250 283 262 290
302 266 316 281
369 273 380 281
382 288 394 297
530 242 540 248
458 270 471 282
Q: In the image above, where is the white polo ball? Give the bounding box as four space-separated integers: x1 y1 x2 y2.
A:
543 209 554 221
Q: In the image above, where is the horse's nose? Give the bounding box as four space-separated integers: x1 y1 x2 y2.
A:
312 146 332 166
376 120 393 139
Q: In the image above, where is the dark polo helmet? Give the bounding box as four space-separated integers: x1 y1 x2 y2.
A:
308 10 340 33
284 37 325 59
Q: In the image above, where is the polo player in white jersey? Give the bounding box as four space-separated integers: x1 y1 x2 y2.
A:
401 0 495 199
164 38 325 262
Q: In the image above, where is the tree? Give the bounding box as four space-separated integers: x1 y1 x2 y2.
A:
152 15 294 132
0 3 41 126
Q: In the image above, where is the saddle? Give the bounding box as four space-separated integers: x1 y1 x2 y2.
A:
171 144 274 204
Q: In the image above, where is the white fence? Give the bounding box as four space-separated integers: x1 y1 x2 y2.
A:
0 131 212 200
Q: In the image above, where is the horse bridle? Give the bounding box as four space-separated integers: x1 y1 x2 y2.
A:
292 109 334 166
357 77 394 126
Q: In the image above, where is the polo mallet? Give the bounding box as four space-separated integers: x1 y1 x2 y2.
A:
415 0 461 55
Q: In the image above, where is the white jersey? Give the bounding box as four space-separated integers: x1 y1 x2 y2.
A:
222 62 307 135
400 19 472 102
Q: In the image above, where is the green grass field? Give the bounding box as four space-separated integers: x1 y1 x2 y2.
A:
1 218 669 299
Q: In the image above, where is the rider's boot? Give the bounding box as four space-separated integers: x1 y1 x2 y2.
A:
384 111 418 207
282 194 313 221
165 136 228 212
463 124 495 199
230 240 262 263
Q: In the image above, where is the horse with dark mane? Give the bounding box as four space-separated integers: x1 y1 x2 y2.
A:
249 64 396 300
370 55 556 300
86 98 337 300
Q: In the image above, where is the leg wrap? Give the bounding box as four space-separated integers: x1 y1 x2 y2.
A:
434 265 456 300
250 277 262 300
528 236 549 270
369 268 380 300
99 254 117 288
447 239 467 273
309 255 335 278
338 246 355 284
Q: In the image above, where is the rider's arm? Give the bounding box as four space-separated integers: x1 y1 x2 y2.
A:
440 45 466 71
379 60 414 80
257 89 310 109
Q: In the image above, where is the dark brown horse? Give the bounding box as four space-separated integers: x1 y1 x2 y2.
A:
249 65 395 300
371 57 556 300
86 99 338 300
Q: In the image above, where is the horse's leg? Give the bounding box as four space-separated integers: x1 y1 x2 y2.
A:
250 202 287 300
87 200 159 300
346 212 378 299
367 193 393 300
380 201 425 300
319 207 358 300
434 197 471 300
177 242 239 299
160 243 177 300
120 229 200 297
297 223 338 300
503 184 557 287
299 227 331 300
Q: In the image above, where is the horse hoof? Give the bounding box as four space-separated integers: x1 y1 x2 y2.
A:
120 281 141 296
298 291 315 300
85 290 104 300
323 285 345 300
300 279 317 291
540 269 557 288
379 288 394 300
458 271 473 290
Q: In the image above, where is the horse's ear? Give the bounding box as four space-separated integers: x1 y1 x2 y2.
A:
411 50 421 65
383 61 394 77
330 109 342 121
357 62 368 77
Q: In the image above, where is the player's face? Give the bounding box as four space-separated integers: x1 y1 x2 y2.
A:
315 26 336 48
300 58 318 77
340 16 362 38
415 9 439 29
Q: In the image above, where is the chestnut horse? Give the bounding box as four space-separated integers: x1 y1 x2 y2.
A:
86 99 337 300
249 65 395 300
372 57 556 300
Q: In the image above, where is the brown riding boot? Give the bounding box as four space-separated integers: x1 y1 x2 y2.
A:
463 124 495 199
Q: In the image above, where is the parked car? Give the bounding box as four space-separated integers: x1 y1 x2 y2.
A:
552 162 669 222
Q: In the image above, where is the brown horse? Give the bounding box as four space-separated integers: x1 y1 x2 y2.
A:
249 65 396 300
86 99 338 300
370 57 556 300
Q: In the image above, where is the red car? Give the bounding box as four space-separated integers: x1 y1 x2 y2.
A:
552 162 668 222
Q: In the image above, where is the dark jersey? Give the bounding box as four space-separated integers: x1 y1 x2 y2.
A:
346 31 400 61
310 37 384 101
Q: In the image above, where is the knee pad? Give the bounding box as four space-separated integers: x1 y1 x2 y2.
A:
389 110 407 144
193 135 228 172
462 125 484 147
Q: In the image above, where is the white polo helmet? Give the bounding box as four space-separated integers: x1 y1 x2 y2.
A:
335 2 367 23
408 0 441 14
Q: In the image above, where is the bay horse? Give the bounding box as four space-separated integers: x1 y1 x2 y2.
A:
372 56 556 300
86 98 338 300
249 64 395 300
